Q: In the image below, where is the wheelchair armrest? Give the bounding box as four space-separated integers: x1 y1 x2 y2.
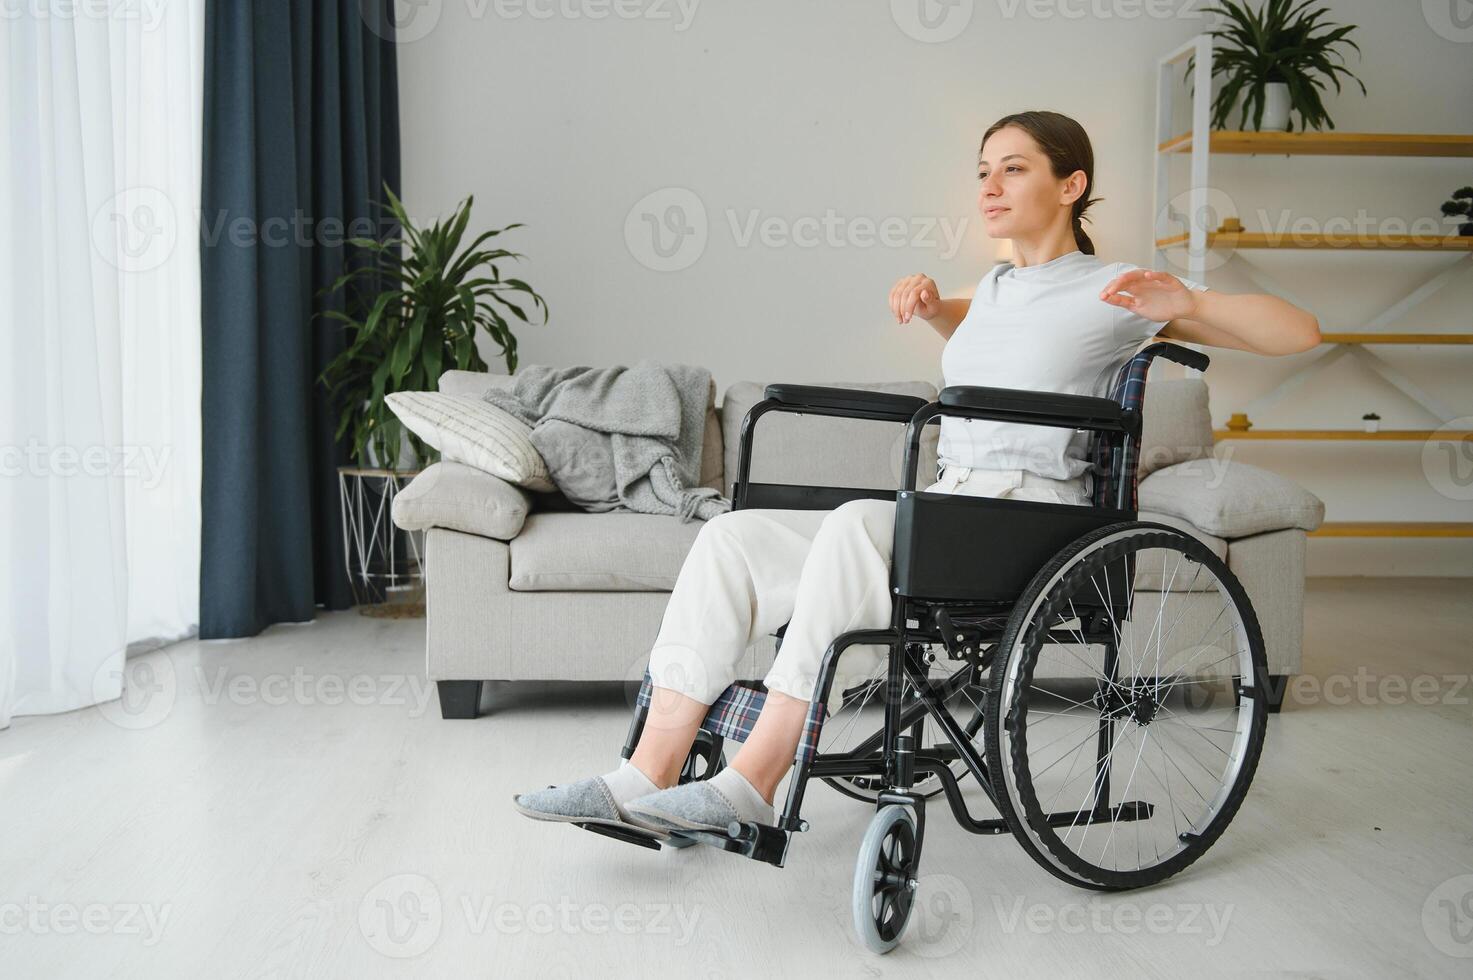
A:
763 384 930 421
938 385 1129 430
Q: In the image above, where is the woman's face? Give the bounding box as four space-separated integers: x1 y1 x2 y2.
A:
976 125 1084 242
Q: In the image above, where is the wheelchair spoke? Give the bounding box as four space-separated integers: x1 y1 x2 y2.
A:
1061 714 1136 850
1151 721 1230 783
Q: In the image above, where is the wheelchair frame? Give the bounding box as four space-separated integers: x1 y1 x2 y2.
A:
601 342 1215 871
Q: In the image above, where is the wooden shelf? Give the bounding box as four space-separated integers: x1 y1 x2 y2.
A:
1158 131 1473 158
1156 232 1473 251
1319 333 1473 345
1309 522 1473 538
1214 429 1472 441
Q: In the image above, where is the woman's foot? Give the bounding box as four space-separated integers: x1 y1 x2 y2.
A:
624 767 775 833
512 761 672 837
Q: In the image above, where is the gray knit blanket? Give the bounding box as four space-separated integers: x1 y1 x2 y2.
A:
480 360 731 523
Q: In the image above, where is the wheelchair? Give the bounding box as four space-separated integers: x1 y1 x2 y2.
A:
581 342 1270 954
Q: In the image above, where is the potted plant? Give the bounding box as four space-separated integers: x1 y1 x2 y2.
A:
1188 0 1366 132
1442 186 1473 236
319 187 549 470
1362 412 1380 434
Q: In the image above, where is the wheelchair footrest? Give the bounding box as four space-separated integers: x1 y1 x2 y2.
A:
665 820 793 867
1041 800 1154 828
572 821 663 850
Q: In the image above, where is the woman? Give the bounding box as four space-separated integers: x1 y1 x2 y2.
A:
513 109 1319 839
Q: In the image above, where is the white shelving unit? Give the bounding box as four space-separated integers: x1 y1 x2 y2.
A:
1149 35 1473 540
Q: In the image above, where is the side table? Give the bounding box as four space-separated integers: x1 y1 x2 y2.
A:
337 466 425 618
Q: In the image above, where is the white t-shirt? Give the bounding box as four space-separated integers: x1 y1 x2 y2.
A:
937 250 1208 481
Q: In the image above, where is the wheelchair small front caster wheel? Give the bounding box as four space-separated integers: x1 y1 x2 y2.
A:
852 804 920 954
677 729 726 784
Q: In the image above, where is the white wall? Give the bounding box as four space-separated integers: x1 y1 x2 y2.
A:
398 0 1473 576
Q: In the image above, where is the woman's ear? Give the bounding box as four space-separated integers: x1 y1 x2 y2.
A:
1059 169 1087 207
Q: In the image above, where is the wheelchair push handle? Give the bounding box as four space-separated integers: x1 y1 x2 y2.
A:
1143 339 1210 372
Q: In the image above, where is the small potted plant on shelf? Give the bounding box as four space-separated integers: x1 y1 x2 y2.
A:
319 186 550 470
1189 0 1367 132
1442 186 1473 236
1362 412 1381 434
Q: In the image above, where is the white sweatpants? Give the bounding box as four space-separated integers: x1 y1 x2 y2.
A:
646 464 1092 711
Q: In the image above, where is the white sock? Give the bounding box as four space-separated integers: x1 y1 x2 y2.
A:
707 767 775 823
601 760 659 812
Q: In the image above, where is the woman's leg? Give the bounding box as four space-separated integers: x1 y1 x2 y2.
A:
727 497 902 802
633 507 829 786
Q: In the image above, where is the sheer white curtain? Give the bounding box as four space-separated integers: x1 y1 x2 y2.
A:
1 3 203 730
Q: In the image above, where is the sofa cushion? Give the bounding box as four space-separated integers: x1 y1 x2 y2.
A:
720 380 939 496
391 462 532 540
1140 458 1325 538
386 390 556 492
508 511 703 591
1135 510 1228 591
1138 377 1215 479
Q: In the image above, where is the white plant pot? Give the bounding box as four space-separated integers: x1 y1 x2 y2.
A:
1362 418 1380 433
1254 82 1292 132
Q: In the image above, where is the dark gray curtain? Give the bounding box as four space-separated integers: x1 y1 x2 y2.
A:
200 0 401 638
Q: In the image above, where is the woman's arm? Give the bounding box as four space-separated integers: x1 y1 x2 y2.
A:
1099 269 1321 356
890 273 971 341
921 297 971 341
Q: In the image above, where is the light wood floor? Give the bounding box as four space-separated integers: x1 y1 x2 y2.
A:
2 577 1470 978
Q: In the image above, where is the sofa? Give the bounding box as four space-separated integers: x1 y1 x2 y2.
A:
392 369 1325 720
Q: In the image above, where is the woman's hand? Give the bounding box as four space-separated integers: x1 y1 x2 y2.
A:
890 273 943 324
1099 269 1201 323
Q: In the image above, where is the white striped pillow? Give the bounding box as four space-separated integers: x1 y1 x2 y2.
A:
385 391 556 492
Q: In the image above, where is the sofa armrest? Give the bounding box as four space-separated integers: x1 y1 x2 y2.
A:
391 461 533 540
1138 458 1325 538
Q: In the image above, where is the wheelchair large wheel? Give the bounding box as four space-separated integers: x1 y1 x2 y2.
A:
985 521 1268 890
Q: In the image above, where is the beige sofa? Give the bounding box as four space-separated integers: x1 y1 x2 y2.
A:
394 370 1325 720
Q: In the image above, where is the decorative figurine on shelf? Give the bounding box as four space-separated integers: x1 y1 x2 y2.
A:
1362 412 1381 433
1442 186 1473 236
1218 216 1246 235
1226 412 1253 431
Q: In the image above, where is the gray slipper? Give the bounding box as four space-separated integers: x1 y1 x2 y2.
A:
512 776 671 839
625 781 772 834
